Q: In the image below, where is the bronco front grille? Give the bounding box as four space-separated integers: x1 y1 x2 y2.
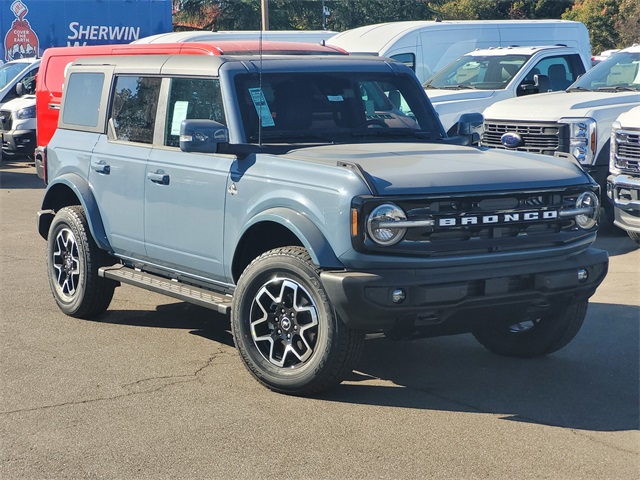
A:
353 186 598 257
0 110 13 132
613 128 640 174
481 121 568 155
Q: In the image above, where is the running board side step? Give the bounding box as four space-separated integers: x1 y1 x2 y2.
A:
99 265 232 315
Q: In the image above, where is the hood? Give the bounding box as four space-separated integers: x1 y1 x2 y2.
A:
426 89 497 103
0 95 35 111
616 105 640 128
283 142 590 195
483 90 640 121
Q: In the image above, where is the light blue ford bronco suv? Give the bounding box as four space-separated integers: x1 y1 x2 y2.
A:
37 53 608 395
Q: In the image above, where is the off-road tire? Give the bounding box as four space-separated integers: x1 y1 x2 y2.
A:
472 299 588 358
231 246 364 396
47 205 116 318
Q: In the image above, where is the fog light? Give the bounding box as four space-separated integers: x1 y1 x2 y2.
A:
577 269 588 282
391 289 406 304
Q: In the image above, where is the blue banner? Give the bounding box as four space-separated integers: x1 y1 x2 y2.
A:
1 0 172 62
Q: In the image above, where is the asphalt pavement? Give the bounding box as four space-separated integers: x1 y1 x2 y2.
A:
1 158 638 479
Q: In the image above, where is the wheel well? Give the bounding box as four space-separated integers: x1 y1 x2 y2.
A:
39 184 82 238
232 221 303 282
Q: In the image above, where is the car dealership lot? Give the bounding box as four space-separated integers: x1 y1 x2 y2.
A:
1 160 638 479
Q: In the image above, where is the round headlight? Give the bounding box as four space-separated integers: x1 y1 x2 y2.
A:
575 192 599 230
366 203 407 246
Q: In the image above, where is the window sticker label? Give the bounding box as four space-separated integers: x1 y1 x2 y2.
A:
327 95 344 102
171 101 189 135
249 87 275 127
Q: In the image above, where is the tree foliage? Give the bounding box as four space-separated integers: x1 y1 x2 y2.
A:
172 0 639 53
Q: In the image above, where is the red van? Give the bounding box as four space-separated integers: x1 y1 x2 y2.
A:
34 40 346 180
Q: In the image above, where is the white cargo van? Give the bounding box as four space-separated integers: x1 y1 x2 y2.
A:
327 20 590 83
133 30 337 44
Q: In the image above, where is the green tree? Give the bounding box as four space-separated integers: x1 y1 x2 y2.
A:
616 0 640 49
562 0 620 53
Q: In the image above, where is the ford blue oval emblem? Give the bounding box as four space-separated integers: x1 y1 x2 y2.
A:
500 132 523 148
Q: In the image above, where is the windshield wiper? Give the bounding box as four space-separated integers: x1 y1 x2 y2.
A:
566 86 592 92
249 131 334 143
351 129 435 139
596 85 638 92
440 84 477 90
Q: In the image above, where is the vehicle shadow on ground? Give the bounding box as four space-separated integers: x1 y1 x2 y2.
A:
95 300 638 432
0 160 43 190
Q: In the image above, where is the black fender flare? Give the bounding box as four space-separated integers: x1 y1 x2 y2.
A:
233 207 343 270
39 173 112 251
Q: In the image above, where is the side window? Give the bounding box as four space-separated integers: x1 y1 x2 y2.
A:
390 53 415 72
164 77 225 147
62 72 104 127
528 56 581 91
110 75 161 144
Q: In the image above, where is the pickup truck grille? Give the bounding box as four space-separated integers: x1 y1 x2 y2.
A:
355 186 597 257
0 110 13 132
613 128 640 174
481 121 567 155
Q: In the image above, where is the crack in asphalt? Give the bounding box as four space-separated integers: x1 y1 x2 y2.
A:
0 350 232 416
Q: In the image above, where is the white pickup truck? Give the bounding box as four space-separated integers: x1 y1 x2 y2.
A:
423 45 590 131
480 45 640 223
608 105 640 244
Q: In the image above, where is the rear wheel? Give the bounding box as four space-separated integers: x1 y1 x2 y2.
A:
47 206 116 318
472 300 588 358
231 246 364 395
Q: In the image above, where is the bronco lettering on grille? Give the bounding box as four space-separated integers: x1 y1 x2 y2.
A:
438 210 558 227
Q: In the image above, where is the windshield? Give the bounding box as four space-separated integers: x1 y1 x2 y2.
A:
0 62 30 90
235 71 443 144
423 54 530 90
568 51 640 91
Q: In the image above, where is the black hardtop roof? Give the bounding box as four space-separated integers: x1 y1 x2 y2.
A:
69 53 408 77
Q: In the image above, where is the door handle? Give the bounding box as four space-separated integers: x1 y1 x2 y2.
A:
147 171 170 185
91 161 110 174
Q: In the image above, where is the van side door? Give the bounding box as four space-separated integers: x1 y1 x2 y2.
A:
144 76 232 283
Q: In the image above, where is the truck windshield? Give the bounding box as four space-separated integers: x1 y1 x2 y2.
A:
0 62 30 89
423 54 530 90
234 71 443 144
568 51 640 92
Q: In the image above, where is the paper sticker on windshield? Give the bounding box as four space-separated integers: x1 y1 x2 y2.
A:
171 101 189 135
327 95 344 102
249 88 275 127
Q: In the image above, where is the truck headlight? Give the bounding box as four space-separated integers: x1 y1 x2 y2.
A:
559 117 596 165
575 192 599 230
367 203 407 245
16 105 36 119
609 120 621 175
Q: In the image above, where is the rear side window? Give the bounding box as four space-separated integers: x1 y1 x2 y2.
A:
63 72 104 127
111 75 161 144
164 77 225 147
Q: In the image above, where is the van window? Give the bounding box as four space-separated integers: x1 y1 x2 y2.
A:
62 72 104 127
164 78 225 147
111 75 161 144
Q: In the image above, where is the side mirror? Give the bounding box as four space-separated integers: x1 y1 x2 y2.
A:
180 119 229 153
16 82 24 96
444 112 483 146
534 74 550 93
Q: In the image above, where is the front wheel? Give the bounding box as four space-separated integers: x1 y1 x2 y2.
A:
472 300 588 358
47 205 116 318
231 246 364 396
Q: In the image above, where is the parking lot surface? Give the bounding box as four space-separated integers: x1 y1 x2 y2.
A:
1 159 638 479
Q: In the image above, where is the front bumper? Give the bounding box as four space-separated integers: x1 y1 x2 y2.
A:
0 129 36 157
321 247 608 331
607 174 640 234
